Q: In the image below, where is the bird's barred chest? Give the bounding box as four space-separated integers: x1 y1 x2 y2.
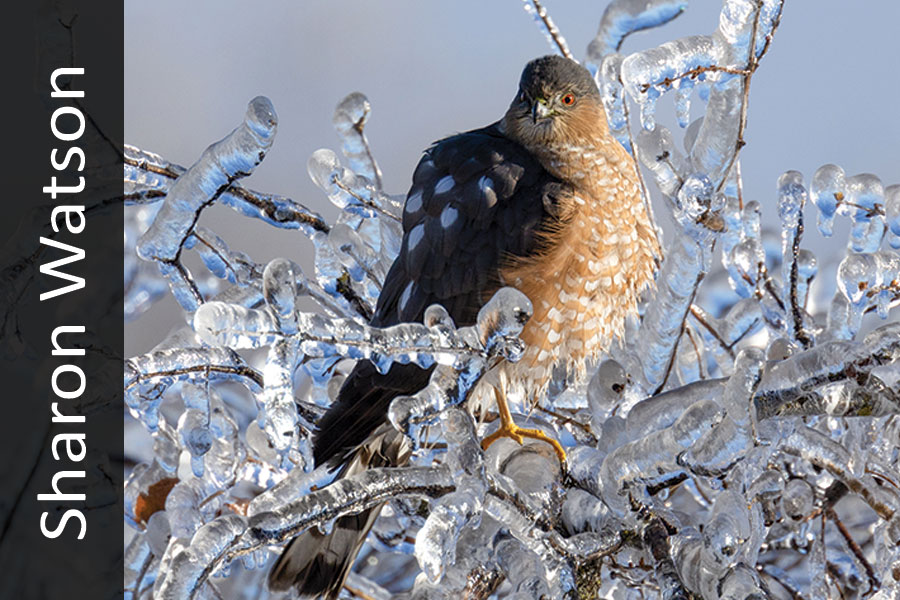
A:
499 140 659 397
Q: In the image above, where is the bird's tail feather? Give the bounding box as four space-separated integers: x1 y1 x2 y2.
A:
268 425 411 598
267 505 381 599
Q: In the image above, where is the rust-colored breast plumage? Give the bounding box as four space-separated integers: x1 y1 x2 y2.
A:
500 134 659 397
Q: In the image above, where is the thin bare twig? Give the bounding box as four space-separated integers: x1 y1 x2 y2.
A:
535 405 594 437
638 63 750 94
825 507 881 595
689 304 737 360
683 324 707 380
758 565 808 600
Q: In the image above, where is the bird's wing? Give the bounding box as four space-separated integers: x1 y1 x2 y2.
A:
373 122 569 327
313 122 569 465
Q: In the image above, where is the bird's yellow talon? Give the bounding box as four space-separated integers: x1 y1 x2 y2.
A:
480 384 567 467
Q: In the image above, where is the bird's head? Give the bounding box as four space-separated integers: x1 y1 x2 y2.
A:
502 55 607 150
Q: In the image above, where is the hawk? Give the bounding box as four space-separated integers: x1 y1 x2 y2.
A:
269 55 660 598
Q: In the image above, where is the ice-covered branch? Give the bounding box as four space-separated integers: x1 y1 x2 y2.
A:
154 466 456 599
587 0 688 61
333 92 386 194
137 97 277 311
125 144 330 234
123 6 900 598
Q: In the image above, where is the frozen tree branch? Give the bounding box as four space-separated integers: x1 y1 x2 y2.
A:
122 3 900 598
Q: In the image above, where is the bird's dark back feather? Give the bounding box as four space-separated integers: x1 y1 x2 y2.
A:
313 123 566 466
274 120 571 600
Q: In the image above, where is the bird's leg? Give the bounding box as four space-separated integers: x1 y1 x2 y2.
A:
480 372 567 466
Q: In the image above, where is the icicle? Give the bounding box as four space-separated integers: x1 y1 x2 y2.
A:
308 148 398 222
845 173 886 252
810 163 846 237
621 35 716 132
674 76 693 127
837 252 878 335
597 53 632 151
886 184 900 248
154 515 248 599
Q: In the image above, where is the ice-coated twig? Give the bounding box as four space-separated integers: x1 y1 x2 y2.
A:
136 97 278 310
344 572 393 600
121 5 900 598
333 92 386 194
755 322 900 419
587 0 688 63
136 98 276 261
124 347 262 405
777 170 813 348
388 288 532 441
825 506 882 594
125 144 330 234
156 466 455 598
522 0 573 60
195 287 529 373
641 515 691 600
632 223 709 394
781 427 898 522
309 148 400 223
153 515 248 600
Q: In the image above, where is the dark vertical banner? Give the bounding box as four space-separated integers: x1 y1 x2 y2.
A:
1 1 123 599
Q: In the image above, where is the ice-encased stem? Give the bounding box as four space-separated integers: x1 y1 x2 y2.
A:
635 234 705 393
776 170 812 348
248 466 455 547
755 322 900 419
522 0 573 60
587 0 688 62
194 290 527 374
153 515 248 600
414 408 486 582
137 97 277 263
125 144 331 235
124 347 263 396
333 92 385 194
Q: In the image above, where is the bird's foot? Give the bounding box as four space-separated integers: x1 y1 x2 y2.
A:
480 421 567 466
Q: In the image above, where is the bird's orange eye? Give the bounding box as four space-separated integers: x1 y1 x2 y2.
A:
562 93 576 106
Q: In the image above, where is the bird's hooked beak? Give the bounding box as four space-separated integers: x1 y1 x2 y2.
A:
531 98 552 123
